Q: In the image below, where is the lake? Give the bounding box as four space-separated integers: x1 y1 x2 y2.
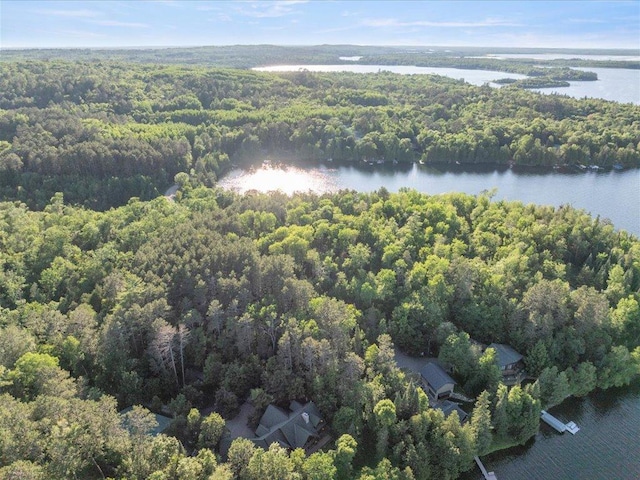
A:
253 64 640 104
218 162 640 237
461 383 640 480
531 68 640 105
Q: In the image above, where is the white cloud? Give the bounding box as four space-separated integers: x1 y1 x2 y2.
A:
362 18 523 28
93 20 150 28
57 29 108 38
145 0 181 7
566 18 606 24
33 9 100 18
233 0 309 18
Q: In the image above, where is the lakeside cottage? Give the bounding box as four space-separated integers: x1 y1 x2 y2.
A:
488 343 525 384
420 362 456 401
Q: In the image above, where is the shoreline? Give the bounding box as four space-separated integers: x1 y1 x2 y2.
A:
228 155 635 174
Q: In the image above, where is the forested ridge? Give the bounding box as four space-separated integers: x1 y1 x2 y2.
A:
1 61 639 210
1 184 639 479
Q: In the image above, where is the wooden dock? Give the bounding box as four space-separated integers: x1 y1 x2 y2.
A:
474 456 497 480
540 410 580 434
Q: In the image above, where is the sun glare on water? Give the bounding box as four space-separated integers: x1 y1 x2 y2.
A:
218 163 339 195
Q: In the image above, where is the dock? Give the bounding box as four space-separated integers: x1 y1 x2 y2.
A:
474 456 497 480
540 410 580 434
565 421 580 434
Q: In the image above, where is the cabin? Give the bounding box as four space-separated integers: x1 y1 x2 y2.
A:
252 400 324 451
488 343 525 384
437 400 468 423
420 362 456 400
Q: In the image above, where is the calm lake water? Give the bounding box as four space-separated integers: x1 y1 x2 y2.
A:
461 383 640 480
532 68 640 105
253 64 640 104
218 162 640 237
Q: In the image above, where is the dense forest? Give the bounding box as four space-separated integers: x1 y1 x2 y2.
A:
1 61 639 211
0 184 639 479
0 53 639 479
2 44 638 70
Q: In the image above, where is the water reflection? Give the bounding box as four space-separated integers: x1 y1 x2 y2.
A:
219 162 340 195
217 161 640 236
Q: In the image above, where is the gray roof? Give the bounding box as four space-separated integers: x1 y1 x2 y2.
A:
252 401 323 450
420 362 456 391
437 400 468 423
488 343 523 367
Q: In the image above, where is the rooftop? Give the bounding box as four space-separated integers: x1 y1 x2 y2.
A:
252 401 323 450
437 400 468 423
488 343 523 367
420 362 456 391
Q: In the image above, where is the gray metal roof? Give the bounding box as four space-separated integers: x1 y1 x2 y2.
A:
420 362 456 390
488 343 523 367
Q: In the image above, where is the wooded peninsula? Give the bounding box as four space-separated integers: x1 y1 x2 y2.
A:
0 52 639 480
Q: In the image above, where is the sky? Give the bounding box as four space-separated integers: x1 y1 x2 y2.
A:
1 0 639 50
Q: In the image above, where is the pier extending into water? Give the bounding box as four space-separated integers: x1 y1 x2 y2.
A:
540 410 580 434
474 456 498 480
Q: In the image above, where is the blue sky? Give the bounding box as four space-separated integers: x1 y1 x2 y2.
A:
1 1 639 49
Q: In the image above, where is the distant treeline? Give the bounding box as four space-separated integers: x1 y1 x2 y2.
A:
0 61 639 210
1 44 638 70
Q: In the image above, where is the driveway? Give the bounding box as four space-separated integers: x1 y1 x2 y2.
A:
225 401 256 440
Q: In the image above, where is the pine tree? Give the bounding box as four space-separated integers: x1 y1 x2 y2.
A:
471 390 493 456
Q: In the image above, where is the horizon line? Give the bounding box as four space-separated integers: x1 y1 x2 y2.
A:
2 44 639 52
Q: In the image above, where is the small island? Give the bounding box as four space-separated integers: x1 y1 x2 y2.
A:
494 77 571 88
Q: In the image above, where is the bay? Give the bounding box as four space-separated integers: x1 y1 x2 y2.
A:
218 162 640 237
531 68 640 105
252 64 640 104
